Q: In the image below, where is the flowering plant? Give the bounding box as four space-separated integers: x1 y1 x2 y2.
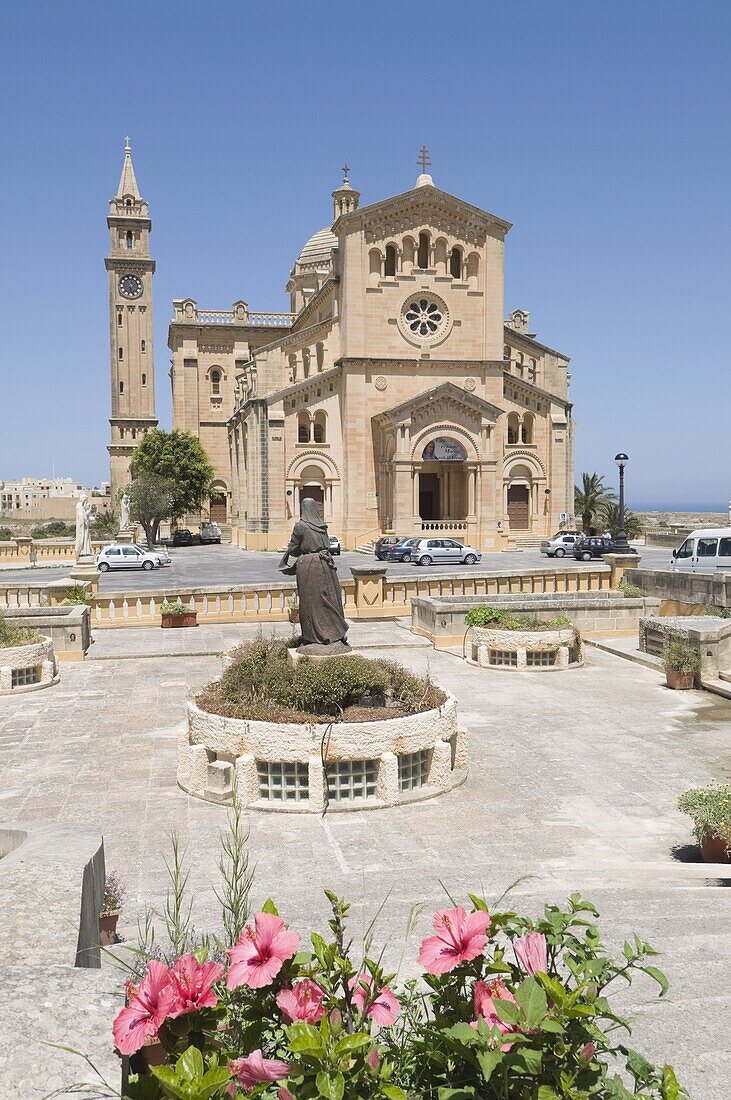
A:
118 888 686 1099
161 599 191 616
102 871 126 914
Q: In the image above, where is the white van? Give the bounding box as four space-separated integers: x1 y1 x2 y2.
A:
670 528 731 574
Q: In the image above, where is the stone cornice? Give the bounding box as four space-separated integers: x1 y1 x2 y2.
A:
264 363 343 406
334 186 511 239
503 324 570 362
293 278 337 329
502 371 572 412
373 381 503 426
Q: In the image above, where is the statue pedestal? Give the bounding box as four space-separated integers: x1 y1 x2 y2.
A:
349 563 388 618
603 552 641 589
117 530 135 544
69 556 101 593
287 644 353 669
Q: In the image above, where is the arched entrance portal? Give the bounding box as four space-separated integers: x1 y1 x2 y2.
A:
419 436 468 522
209 481 228 523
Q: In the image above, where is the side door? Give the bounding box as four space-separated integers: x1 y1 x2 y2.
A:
694 537 718 574
122 546 143 569
105 547 123 569
426 539 444 561
718 537 731 572
672 538 695 572
441 539 462 562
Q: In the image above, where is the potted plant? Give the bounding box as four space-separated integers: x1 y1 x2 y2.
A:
662 637 700 689
160 598 197 628
99 872 126 945
678 783 731 863
286 592 299 624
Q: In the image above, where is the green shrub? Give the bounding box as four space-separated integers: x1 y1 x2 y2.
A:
465 605 572 631
60 583 89 606
662 638 700 674
678 783 731 849
0 526 14 541
707 604 731 619
0 619 41 648
161 598 189 615
618 578 643 598
30 521 75 539
206 639 444 721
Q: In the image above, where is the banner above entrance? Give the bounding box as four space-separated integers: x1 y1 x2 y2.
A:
422 437 467 462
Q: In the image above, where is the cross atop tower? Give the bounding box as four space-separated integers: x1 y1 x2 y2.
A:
418 145 431 171
341 163 350 184
124 135 131 153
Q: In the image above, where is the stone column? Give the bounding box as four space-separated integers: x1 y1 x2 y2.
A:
234 754 259 807
349 564 388 619
308 756 326 812
377 752 399 805
427 740 452 790
604 553 642 588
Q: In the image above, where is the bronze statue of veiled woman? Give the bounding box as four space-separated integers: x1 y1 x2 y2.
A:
279 498 351 654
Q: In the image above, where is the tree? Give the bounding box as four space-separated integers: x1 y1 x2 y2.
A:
91 511 119 539
600 502 644 540
574 473 617 535
127 473 175 548
30 520 76 539
131 430 214 521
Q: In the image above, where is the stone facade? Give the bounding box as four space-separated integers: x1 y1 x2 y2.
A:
166 160 576 547
106 139 158 502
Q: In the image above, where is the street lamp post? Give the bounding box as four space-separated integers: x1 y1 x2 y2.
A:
613 452 635 554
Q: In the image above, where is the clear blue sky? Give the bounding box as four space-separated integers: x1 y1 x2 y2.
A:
1 0 729 508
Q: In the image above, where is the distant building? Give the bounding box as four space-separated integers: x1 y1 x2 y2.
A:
0 478 112 522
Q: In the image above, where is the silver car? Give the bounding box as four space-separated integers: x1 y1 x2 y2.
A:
540 532 581 558
96 544 159 572
412 538 481 566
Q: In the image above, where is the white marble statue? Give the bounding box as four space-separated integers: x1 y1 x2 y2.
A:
75 494 93 559
120 493 131 530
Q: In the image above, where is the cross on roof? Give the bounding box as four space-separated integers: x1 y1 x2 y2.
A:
124 135 131 153
341 163 350 184
418 145 431 171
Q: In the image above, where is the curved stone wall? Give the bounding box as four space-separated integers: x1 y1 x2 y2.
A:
178 691 468 812
470 624 582 671
0 636 58 695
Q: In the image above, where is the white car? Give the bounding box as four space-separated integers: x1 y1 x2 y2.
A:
540 531 582 558
410 538 482 566
134 543 171 567
96 544 159 572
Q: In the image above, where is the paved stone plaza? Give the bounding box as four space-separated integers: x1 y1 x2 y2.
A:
1 620 729 1097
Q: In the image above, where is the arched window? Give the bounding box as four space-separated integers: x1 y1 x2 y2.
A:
126 230 133 250
402 236 415 274
529 358 537 381
368 248 382 286
117 313 123 327
449 246 462 279
521 413 534 444
417 231 430 269
384 244 397 277
210 369 221 395
515 353 524 377
297 411 311 443
313 410 327 444
434 238 447 275
503 345 511 363
141 373 147 386
118 347 123 360
125 199 132 208
119 380 124 394
141 339 146 352
288 353 297 382
466 252 479 287
507 412 520 445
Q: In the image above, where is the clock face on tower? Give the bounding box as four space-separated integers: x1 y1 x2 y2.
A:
119 273 143 299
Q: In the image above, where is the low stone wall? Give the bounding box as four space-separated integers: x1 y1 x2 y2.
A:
1 605 91 661
626 568 731 613
411 591 658 649
643 529 690 549
470 623 582 670
0 634 58 694
640 615 731 681
0 538 106 567
179 691 467 812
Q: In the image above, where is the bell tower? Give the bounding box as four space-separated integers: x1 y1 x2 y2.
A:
106 137 158 501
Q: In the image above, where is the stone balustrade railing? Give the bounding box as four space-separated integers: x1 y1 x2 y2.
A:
0 539 106 566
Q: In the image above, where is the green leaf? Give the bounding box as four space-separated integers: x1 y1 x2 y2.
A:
537 1088 560 1100
511 1047 542 1075
515 977 548 1028
539 1018 565 1035
444 1022 481 1046
261 897 279 915
380 1087 407 1100
493 997 521 1026
316 1070 345 1100
437 1090 475 1099
179 1045 204 1081
467 893 489 912
333 1032 374 1057
535 972 568 1008
287 1020 324 1054
661 1064 681 1100
476 1048 503 1083
642 965 669 997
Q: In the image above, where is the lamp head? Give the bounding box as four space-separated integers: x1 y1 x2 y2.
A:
614 452 629 467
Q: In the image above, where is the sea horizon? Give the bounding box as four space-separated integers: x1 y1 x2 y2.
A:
630 503 728 513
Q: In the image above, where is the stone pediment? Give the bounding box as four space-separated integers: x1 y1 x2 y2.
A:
373 382 502 428
337 187 511 248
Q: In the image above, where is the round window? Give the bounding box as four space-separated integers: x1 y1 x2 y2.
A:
397 292 451 346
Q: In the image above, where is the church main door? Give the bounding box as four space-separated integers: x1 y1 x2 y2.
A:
507 485 530 529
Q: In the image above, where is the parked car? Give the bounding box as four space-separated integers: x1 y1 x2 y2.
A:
670 527 731 574
384 538 421 563
171 529 194 547
96 544 159 572
199 522 222 545
572 535 616 561
328 535 341 555
410 538 482 566
375 535 407 560
133 543 171 567
540 532 582 558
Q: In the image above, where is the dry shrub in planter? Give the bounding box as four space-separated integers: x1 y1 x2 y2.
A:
662 638 700 689
678 783 731 863
99 872 126 945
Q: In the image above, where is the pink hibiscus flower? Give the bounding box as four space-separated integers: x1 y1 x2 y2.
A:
417 906 490 975
112 960 177 1055
168 953 224 1017
473 978 518 1051
228 1050 290 1091
276 979 326 1024
349 973 400 1026
514 931 548 976
227 912 300 990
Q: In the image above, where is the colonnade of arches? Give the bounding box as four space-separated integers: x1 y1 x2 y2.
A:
506 411 535 445
368 231 480 286
288 341 326 383
297 410 327 444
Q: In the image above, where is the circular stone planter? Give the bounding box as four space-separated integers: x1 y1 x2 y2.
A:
178 685 468 813
0 635 59 695
470 624 583 671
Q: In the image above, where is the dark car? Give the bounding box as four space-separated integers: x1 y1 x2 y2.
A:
171 529 194 547
384 538 421 563
375 535 407 560
329 535 341 555
573 535 615 561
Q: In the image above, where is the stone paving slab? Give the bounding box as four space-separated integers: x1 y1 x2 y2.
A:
0 623 730 1096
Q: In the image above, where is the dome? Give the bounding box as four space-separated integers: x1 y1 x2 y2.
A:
296 226 337 268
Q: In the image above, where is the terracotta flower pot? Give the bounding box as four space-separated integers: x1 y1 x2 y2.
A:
665 669 695 690
700 832 731 864
99 908 121 945
132 1037 167 1075
161 611 198 628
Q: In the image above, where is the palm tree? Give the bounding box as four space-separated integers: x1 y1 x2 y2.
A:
574 473 616 535
600 502 643 540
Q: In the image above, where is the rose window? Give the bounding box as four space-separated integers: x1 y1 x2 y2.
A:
405 297 443 336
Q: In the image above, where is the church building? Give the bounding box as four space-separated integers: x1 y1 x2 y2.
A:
109 142 575 549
